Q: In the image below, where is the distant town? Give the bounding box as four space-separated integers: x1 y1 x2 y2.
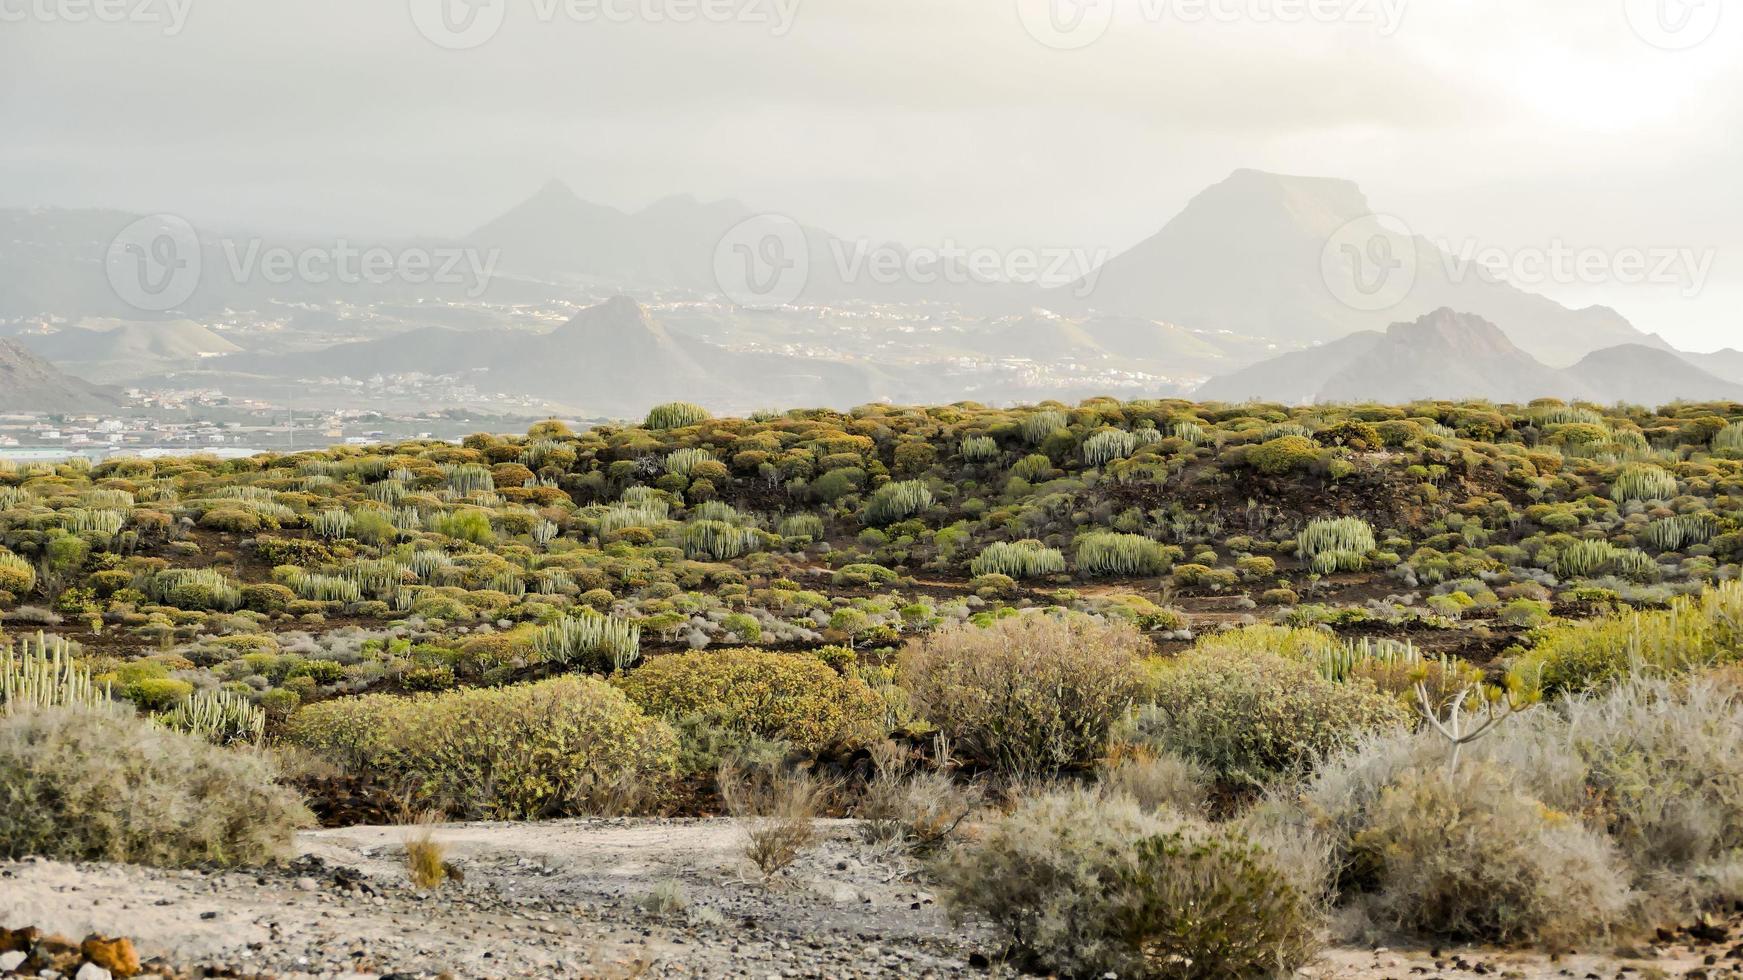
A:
0 382 558 463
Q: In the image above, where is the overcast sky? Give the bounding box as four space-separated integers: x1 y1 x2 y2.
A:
2 0 1737 349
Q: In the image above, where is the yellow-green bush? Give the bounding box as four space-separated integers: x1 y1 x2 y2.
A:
618 648 884 751
1514 581 1743 696
900 615 1147 775
1135 651 1409 789
0 549 35 598
286 676 677 819
0 705 309 866
1246 435 1321 475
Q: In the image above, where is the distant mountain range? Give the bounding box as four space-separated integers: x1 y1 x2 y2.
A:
1197 308 1743 406
1061 169 1652 367
0 339 123 413
17 319 241 384
0 169 1731 415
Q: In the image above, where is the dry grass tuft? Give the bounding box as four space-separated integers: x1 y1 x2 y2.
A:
719 761 834 878
402 810 449 890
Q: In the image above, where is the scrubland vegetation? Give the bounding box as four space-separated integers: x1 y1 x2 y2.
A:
9 395 1743 974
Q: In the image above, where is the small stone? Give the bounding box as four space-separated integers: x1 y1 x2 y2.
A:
75 964 114 980
295 877 319 891
0 950 27 971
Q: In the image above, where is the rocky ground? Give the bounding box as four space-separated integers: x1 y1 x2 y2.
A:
4 818 1741 980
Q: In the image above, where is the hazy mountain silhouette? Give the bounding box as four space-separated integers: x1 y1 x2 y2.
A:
0 339 125 412
19 319 242 383
1691 348 1743 386
1193 308 1731 405
1062 169 1649 367
470 181 1032 312
1195 331 1387 403
1318 308 1592 403
1566 344 1743 405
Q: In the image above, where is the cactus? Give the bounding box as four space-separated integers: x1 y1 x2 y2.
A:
683 520 761 561
1 632 109 714
1612 464 1677 504
1080 429 1140 467
531 613 642 673
441 463 496 496
970 541 1066 580
1074 532 1174 578
960 436 1001 463
154 688 265 746
664 447 714 478
645 402 711 430
865 480 933 527
1296 517 1376 563
778 514 826 542
312 509 355 540
1020 410 1069 445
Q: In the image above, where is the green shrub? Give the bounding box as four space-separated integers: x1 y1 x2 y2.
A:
900 615 1147 775
1135 651 1409 789
125 676 193 711
1514 581 1743 696
286 676 677 820
1351 762 1628 945
619 648 884 751
1562 675 1743 882
0 549 35 597
1099 749 1211 816
1247 435 1320 475
0 705 309 866
937 790 1317 980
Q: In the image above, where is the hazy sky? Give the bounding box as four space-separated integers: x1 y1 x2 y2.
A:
2 0 1737 349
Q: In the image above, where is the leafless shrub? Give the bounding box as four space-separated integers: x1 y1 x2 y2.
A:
719 761 834 878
